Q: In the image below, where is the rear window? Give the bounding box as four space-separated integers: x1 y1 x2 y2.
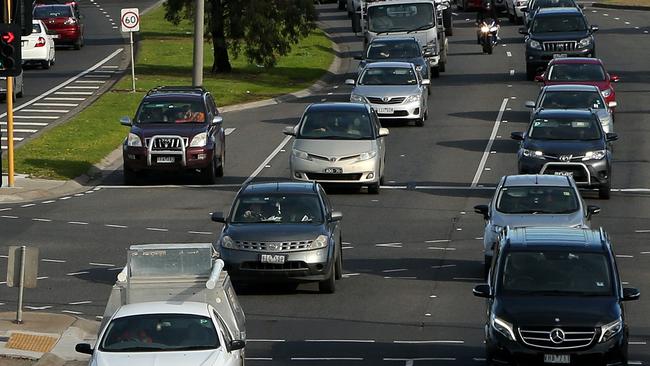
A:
548 63 606 81
529 117 601 140
540 91 605 110
360 67 417 85
367 41 421 59
496 186 579 214
33 5 72 18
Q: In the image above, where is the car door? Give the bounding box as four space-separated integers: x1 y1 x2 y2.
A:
319 186 340 246
371 110 385 167
206 95 225 152
212 309 241 366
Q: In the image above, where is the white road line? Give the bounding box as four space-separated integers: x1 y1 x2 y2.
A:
84 74 111 78
107 267 124 271
19 109 69 113
384 358 456 362
431 264 456 269
376 242 402 247
342 246 354 249
64 86 101 90
471 98 509 187
45 97 86 101
188 231 213 235
34 103 78 107
382 269 408 273
0 208 11 211
42 200 55 204
244 135 292 184
0 121 48 126
304 339 375 343
61 310 83 315
105 224 127 228
473 358 487 362
393 340 464 344
20 203 35 207
101 65 119 69
68 301 92 305
616 254 634 258
425 239 451 243
454 277 483 281
291 358 363 361
54 91 94 95
75 80 106 84
247 339 286 342
1 215 19 219
630 341 647 345
89 262 115 267
68 221 88 225
506 51 512 57
41 258 65 263
37 276 48 280
628 361 642 365
342 273 360 278
635 230 650 233
93 70 116 73
146 227 169 232
384 276 417 279
224 127 236 135
509 69 515 76
1 128 38 133
24 306 52 310
246 358 273 361
13 115 59 119
428 247 456 251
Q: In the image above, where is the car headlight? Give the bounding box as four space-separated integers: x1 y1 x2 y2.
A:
405 94 421 103
311 234 329 249
601 88 612 98
578 37 591 48
292 149 312 161
189 132 208 147
522 149 544 158
350 94 367 103
126 133 142 147
357 151 377 162
528 39 542 50
220 236 235 249
491 315 516 341
582 150 606 161
598 317 622 343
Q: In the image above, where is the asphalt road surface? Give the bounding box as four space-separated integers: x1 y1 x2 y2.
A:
1 3 650 365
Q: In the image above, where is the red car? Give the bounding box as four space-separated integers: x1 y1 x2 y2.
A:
33 4 84 49
458 0 483 10
535 58 619 107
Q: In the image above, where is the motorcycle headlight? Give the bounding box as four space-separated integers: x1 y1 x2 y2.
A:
220 236 235 249
292 149 311 161
126 133 142 147
357 151 378 162
491 315 516 341
522 149 544 158
312 234 329 249
598 317 622 343
405 94 421 103
582 150 606 161
481 25 490 33
528 39 542 50
350 94 367 103
189 132 208 147
601 88 612 98
578 37 591 48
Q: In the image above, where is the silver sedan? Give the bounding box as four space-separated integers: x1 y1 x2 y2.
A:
346 62 429 127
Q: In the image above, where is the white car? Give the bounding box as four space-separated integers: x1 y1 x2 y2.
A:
21 20 56 69
505 0 529 24
76 301 245 366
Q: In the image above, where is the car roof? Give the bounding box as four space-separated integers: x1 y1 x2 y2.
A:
504 227 607 251
368 0 435 6
536 7 582 15
543 84 601 92
365 61 415 68
241 181 319 195
534 108 596 118
113 301 210 318
502 174 572 187
549 57 603 65
306 102 370 113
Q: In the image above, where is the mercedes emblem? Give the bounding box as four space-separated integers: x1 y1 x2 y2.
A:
549 328 565 344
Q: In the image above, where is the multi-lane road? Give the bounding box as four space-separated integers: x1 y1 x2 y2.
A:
1 2 650 365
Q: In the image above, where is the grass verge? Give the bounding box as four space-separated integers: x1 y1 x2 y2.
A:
4 5 333 180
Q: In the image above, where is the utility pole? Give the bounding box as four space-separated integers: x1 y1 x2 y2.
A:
5 0 15 187
192 0 204 87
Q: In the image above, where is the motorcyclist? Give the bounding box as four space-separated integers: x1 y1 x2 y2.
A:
476 0 500 41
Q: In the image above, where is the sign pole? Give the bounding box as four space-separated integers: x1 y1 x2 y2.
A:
120 8 140 92
5 0 14 187
192 0 204 87
130 32 135 92
16 245 26 323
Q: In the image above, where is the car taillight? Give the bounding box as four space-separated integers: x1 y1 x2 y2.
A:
64 17 76 25
35 37 46 47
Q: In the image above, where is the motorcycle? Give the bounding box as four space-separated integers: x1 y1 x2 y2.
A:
478 19 499 54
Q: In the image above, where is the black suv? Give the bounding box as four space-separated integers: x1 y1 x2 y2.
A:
473 226 640 366
120 86 226 184
511 109 617 199
521 7 598 80
356 36 430 82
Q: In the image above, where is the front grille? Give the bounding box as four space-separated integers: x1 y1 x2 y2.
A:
306 154 360 162
377 110 409 117
241 261 310 270
542 164 589 184
519 326 596 350
234 240 314 252
145 136 189 150
306 173 363 181
367 96 406 104
544 154 584 162
543 41 577 52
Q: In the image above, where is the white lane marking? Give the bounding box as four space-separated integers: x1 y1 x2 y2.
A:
291 358 363 361
471 98 509 187
42 200 55 204
84 74 112 78
61 310 84 315
1 215 19 219
0 208 12 211
107 267 123 271
0 49 123 120
429 295 437 298
0 121 48 126
428 247 456 251
68 221 88 225
304 339 375 343
473 358 487 362
246 358 273 361
454 277 483 281
41 258 65 263
393 340 464 344
244 135 292 185
99 183 243 189
105 224 127 228
603 13 609 16
25 306 52 310
641 252 650 254
628 362 642 365
45 97 86 100
34 103 80 107
384 276 417 279
616 255 634 258
384 358 456 362
509 69 515 76
382 269 408 273
37 276 48 280
21 203 35 207
54 91 94 95
342 246 353 249
376 242 402 248
342 273 360 278
13 115 59 119
146 227 169 232
625 21 630 25
64 86 101 90
0 128 37 133
68 301 92 305
247 339 286 342
224 127 236 135
431 264 456 269
33 217 52 222
102 65 119 69
75 80 105 84
635 230 650 233
89 262 115 267
630 341 647 345
19 109 69 113
425 239 450 243
614 17 619 20
188 231 213 235
506 51 512 57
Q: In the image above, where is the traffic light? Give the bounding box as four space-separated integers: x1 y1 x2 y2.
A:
0 24 22 76
0 0 33 36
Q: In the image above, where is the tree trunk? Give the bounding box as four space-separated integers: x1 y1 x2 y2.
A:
210 0 232 73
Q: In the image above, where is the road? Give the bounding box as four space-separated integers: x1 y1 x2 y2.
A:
1 3 650 365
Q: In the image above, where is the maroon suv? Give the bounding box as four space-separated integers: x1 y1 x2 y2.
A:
120 86 226 184
33 4 84 49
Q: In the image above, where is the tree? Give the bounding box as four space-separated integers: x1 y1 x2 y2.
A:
164 0 317 73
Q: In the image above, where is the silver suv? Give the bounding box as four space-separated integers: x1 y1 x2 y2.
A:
474 174 600 276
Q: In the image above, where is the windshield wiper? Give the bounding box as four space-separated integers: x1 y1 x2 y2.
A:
170 345 218 351
407 24 433 33
111 346 167 352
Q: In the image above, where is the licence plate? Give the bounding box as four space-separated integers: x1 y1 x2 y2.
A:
51 34 59 39
544 354 570 364
554 171 573 177
260 254 286 264
323 167 342 174
156 156 175 163
377 107 394 114
553 53 568 59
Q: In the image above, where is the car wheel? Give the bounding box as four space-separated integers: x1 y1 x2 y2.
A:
16 82 23 98
484 255 492 278
216 146 225 177
123 168 139 185
335 247 343 280
526 64 536 81
439 60 446 72
599 181 611 200
368 182 380 194
42 59 51 69
415 116 425 127
318 266 336 293
74 36 83 50
202 157 217 184
431 66 440 78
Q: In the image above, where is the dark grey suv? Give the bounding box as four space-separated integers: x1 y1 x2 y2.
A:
211 181 343 293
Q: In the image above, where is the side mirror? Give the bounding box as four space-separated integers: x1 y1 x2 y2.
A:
345 79 356 86
518 27 528 35
421 79 431 86
211 211 226 223
473 284 492 298
424 51 434 57
520 7 528 12
610 74 620 83
119 116 132 126
75 343 93 355
524 101 536 109
590 25 599 33
608 101 617 109
378 127 389 137
605 133 618 142
534 75 544 82
586 205 601 219
228 339 246 352
474 204 489 220
353 55 363 60
330 211 343 221
283 126 296 136
622 287 640 301
510 132 524 141
211 116 223 125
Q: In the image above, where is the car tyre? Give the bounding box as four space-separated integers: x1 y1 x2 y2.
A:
599 181 611 200
439 60 446 72
74 35 83 50
484 255 492 278
526 64 536 81
368 182 380 194
16 83 23 98
431 66 440 78
42 59 51 69
319 267 336 294
335 247 343 280
123 168 139 185
216 146 225 177
202 157 218 184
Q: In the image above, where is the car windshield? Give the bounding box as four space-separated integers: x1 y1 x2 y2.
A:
368 3 434 33
548 63 606 81
540 91 605 110
532 15 587 33
231 194 324 224
99 313 219 352
32 23 42 33
500 251 613 296
135 100 207 124
298 110 374 140
33 5 72 18
529 117 601 140
495 186 579 214
367 41 421 59
360 67 417 86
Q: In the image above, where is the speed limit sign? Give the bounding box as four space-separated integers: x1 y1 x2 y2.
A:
121 8 140 33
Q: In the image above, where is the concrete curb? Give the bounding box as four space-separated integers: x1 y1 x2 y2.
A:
591 2 650 10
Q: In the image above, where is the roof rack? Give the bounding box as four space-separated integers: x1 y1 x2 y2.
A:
147 86 207 96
